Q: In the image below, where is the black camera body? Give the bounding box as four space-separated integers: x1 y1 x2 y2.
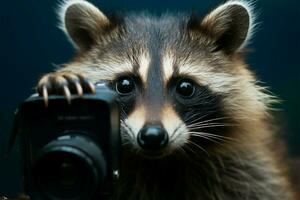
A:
12 84 121 200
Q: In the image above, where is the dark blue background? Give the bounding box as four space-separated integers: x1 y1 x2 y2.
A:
1 0 299 196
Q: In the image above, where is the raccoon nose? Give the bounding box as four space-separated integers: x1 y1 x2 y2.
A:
137 124 169 151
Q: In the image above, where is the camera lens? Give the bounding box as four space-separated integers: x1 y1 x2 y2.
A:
35 151 90 199
59 161 78 188
33 135 107 200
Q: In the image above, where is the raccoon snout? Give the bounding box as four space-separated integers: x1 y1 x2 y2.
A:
137 124 169 151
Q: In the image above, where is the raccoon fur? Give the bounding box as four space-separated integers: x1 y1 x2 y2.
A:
36 0 297 199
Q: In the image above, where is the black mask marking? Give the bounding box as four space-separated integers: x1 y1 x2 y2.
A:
168 78 232 148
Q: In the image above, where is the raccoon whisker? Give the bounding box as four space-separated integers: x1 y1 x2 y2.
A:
119 105 128 117
184 116 232 128
188 131 235 141
191 134 227 143
186 122 230 127
188 131 232 139
188 116 231 124
186 140 210 157
120 137 133 147
120 131 130 143
183 113 211 124
187 124 234 129
187 119 235 127
189 133 223 145
187 124 234 131
120 111 128 119
169 123 184 142
120 105 134 119
120 137 132 146
188 134 231 143
182 144 199 157
121 120 136 142
175 146 191 160
187 125 232 130
189 134 227 145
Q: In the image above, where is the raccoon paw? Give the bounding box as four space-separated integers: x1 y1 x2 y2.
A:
37 72 95 106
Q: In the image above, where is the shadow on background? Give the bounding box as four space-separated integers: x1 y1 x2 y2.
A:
0 0 299 196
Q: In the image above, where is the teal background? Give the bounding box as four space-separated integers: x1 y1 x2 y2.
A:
0 0 299 196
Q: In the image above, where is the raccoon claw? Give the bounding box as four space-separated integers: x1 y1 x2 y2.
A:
37 72 95 106
75 82 83 96
87 81 96 94
63 85 71 105
77 74 96 94
42 85 49 107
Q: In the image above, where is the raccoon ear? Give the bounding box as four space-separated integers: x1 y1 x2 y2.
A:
200 1 255 54
58 0 110 51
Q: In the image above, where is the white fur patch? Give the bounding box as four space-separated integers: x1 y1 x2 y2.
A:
60 53 152 84
60 59 134 82
138 53 151 83
162 54 174 83
92 61 133 81
125 106 146 141
178 64 241 94
161 105 189 148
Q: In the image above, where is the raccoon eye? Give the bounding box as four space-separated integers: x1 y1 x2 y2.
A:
115 76 135 94
176 79 195 97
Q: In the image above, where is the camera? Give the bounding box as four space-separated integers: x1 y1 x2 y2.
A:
11 84 121 200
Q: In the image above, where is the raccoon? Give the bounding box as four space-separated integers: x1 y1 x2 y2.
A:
36 0 297 199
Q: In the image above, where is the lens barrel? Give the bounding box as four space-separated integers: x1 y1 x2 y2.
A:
33 135 107 200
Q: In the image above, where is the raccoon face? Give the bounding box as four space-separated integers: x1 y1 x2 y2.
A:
59 0 268 158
